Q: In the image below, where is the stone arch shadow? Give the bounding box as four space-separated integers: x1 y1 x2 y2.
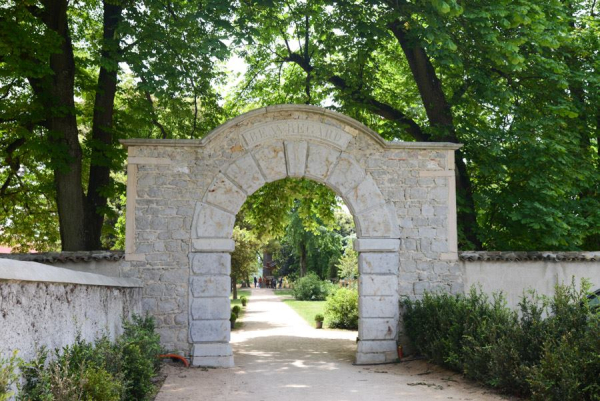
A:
189 107 402 367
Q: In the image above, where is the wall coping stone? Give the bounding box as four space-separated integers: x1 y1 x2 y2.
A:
120 104 462 151
0 251 124 264
0 259 141 287
460 251 600 262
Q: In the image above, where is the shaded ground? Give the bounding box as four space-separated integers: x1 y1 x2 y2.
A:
156 288 513 401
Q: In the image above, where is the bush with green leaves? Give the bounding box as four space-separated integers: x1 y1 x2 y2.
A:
19 314 161 401
292 273 331 301
0 351 19 401
324 288 358 330
402 281 600 400
232 305 241 315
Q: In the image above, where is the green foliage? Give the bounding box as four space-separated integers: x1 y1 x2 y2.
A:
292 273 331 301
240 296 247 306
230 312 237 322
232 305 241 315
231 226 260 285
19 314 161 401
336 238 358 280
0 351 19 401
402 282 600 399
314 313 324 322
324 288 359 330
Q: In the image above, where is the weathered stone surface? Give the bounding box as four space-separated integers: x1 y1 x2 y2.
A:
225 154 266 195
359 275 397 296
357 340 397 354
305 142 340 181
191 202 235 238
204 174 246 214
189 320 230 342
359 253 398 275
192 355 234 368
326 155 365 195
285 141 308 177
358 318 397 340
355 204 398 238
252 142 287 182
354 239 400 252
191 297 230 320
191 239 235 252
345 175 386 213
192 342 232 357
359 296 398 318
355 352 386 365
190 253 231 275
190 276 230 298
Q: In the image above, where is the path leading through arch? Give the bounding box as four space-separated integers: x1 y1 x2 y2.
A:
155 288 509 401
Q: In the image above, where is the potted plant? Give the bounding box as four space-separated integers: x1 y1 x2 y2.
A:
230 312 238 329
240 296 247 306
314 313 324 329
232 305 241 315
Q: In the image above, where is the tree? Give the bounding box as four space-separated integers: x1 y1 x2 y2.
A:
231 0 600 251
0 0 232 250
230 227 260 300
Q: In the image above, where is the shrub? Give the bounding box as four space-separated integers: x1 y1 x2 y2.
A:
314 314 324 322
292 273 330 301
19 314 161 401
230 312 237 322
402 281 600 400
324 288 358 329
232 305 241 315
0 351 19 401
240 296 247 306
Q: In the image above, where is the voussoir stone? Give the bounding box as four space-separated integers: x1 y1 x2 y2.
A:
204 174 246 214
225 154 266 195
305 142 340 181
191 202 235 239
252 142 287 182
285 141 308 177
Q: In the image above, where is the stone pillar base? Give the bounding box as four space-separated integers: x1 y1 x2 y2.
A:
355 340 397 364
191 343 234 368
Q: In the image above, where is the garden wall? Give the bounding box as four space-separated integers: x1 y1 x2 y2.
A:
0 258 141 364
460 252 600 309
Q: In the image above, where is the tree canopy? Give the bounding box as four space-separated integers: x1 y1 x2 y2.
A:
1 0 598 252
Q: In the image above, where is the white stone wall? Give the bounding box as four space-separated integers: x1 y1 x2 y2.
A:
120 104 462 365
0 260 141 364
462 258 600 309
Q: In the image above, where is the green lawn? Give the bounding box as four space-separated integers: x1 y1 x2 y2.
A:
282 299 326 327
230 289 251 329
274 289 294 297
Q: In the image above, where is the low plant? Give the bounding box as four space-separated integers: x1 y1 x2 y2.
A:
232 305 241 315
19 314 161 401
0 351 19 401
240 296 247 306
324 287 358 330
402 281 600 400
314 313 324 323
292 273 331 301
230 312 237 322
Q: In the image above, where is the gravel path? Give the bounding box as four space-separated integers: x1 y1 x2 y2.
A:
156 288 511 401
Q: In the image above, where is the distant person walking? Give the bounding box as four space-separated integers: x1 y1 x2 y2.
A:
258 277 263 288
253 276 257 288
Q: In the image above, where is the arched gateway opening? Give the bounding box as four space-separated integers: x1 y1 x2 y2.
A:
121 105 462 367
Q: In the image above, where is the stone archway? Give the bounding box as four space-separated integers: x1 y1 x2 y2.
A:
121 104 462 368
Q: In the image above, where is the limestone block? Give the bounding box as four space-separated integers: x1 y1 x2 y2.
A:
192 355 234 368
190 276 230 298
359 296 398 318
355 352 386 365
191 202 235 239
358 318 397 340
359 274 397 296
357 340 397 354
204 174 246 214
225 154 265 195
191 239 235 252
356 204 398 238
190 253 231 275
358 253 398 275
189 320 230 342
326 155 365 195
191 297 230 320
252 142 287 182
192 343 233 357
353 239 400 252
305 143 340 181
345 175 386 214
285 141 308 177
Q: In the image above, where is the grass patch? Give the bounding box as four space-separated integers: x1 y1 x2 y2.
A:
230 289 251 329
282 299 326 327
274 289 294 297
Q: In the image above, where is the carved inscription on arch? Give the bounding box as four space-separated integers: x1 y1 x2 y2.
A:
241 120 352 150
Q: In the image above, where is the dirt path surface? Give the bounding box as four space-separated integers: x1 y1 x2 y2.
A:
156 288 511 401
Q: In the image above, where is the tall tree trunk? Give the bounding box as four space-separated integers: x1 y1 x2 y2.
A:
300 242 307 277
86 1 123 249
42 0 87 251
231 274 238 300
389 21 482 249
